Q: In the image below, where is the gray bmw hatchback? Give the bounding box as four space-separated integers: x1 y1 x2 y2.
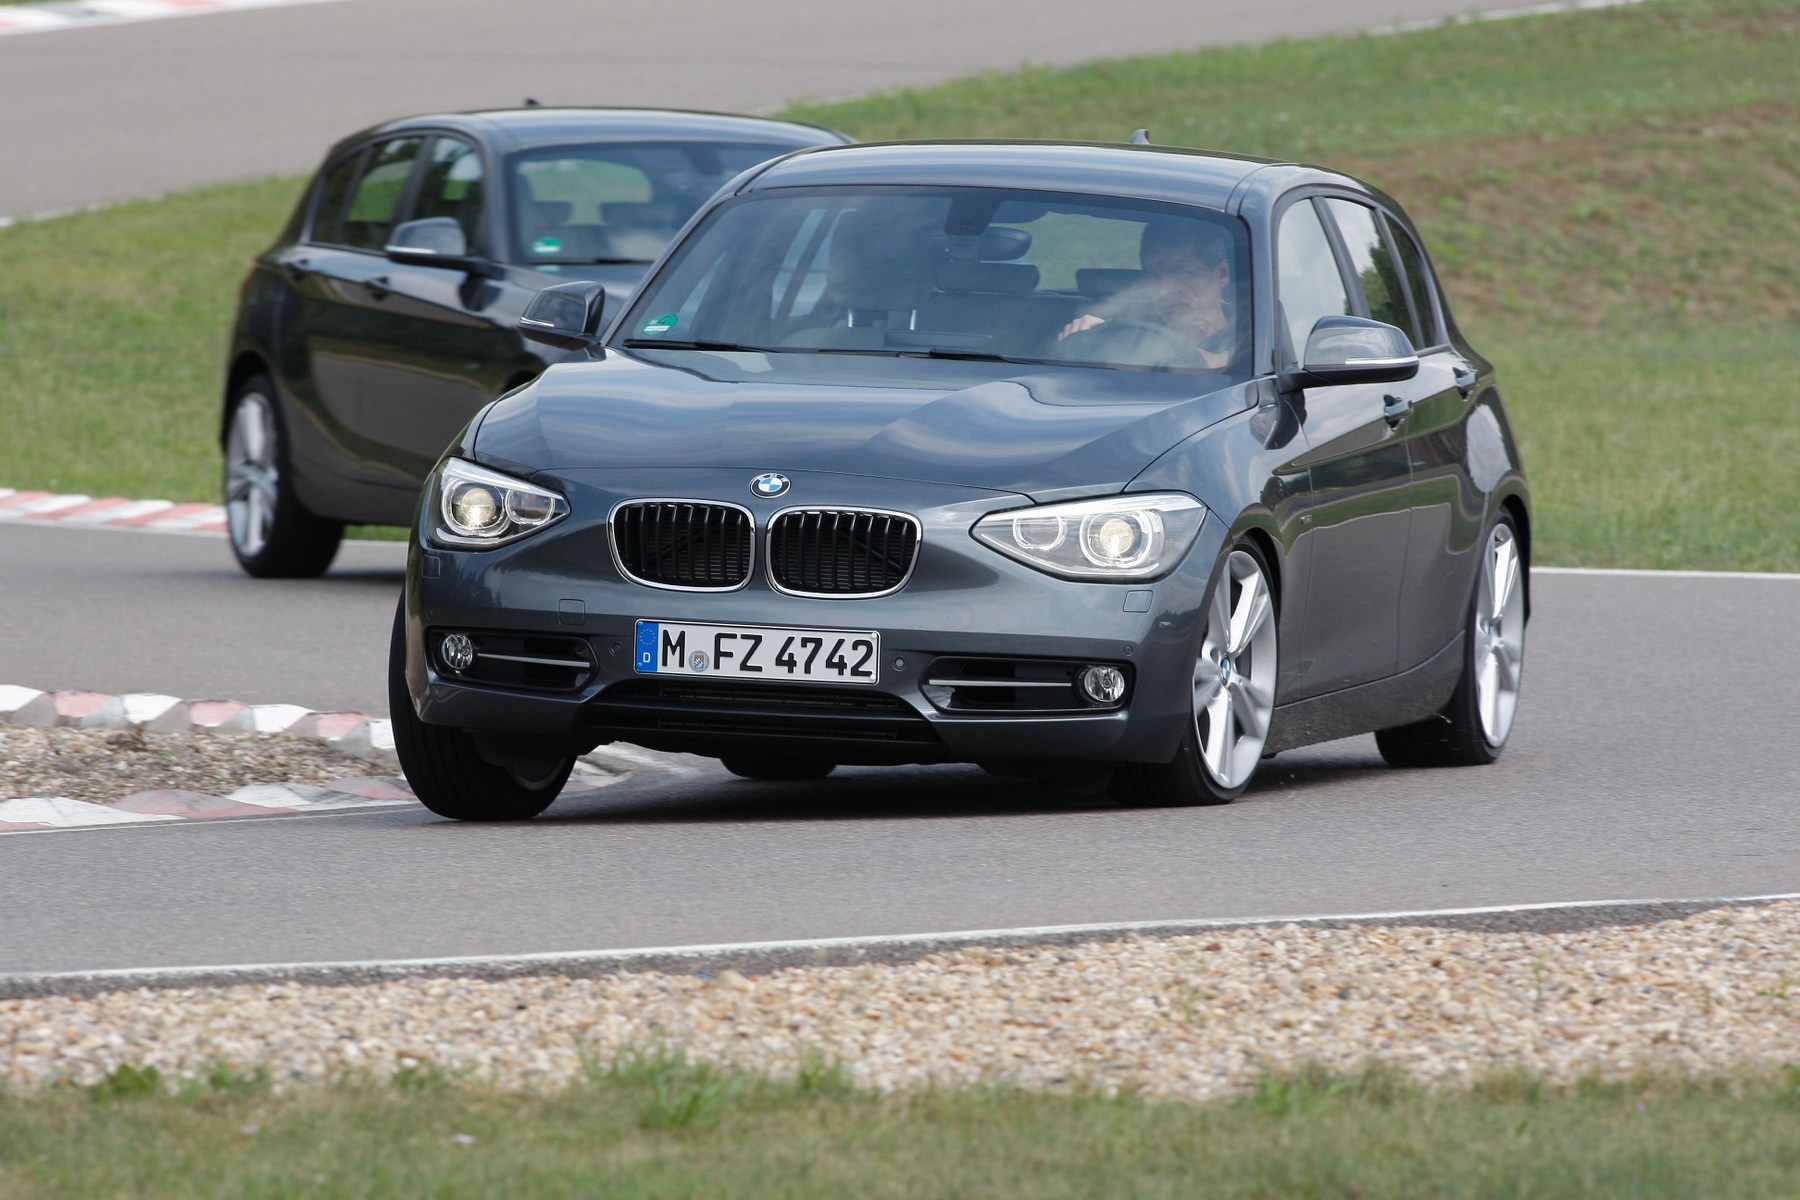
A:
391 140 1530 819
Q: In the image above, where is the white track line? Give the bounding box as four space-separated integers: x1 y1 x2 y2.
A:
1537 566 1800 581
0 0 350 39
8 891 1798 997
1374 0 1647 34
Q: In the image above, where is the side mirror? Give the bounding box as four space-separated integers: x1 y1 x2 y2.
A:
1279 315 1420 390
384 218 497 276
518 281 607 352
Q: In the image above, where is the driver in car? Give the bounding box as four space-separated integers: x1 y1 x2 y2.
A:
1057 219 1235 369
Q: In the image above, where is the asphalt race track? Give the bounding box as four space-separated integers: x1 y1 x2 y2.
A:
4 0 1610 220
4 0 1796 979
2 518 1796 974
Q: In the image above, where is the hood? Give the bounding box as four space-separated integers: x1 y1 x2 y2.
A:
474 349 1251 501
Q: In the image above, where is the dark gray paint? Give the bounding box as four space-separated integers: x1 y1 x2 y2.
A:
421 144 1518 765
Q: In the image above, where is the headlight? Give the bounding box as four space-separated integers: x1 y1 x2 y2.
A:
432 458 568 548
972 493 1206 580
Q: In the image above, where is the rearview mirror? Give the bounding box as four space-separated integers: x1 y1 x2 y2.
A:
385 218 498 277
518 281 607 352
1280 316 1420 389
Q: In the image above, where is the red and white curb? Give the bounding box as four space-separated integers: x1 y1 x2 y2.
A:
0 683 406 830
0 489 227 535
0 683 641 831
0 0 349 38
0 684 393 756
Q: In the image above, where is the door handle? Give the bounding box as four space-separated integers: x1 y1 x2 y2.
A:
366 275 392 300
1382 393 1414 428
1453 365 1478 399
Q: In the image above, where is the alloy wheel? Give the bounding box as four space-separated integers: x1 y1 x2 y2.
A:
224 391 280 560
1193 550 1277 789
1474 522 1525 746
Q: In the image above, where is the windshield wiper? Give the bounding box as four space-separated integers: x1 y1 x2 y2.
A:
915 347 1047 365
620 338 769 352
783 346 1050 366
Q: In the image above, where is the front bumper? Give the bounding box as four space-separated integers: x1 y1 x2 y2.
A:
404 468 1222 766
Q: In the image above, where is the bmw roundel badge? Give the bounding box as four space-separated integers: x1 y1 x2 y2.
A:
751 472 791 498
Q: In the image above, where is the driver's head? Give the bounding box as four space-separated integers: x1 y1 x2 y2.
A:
1139 219 1231 278
1139 220 1232 334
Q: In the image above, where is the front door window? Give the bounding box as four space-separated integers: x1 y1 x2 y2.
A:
1275 199 1351 364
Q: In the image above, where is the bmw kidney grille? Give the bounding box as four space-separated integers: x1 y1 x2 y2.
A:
611 501 755 590
610 502 921 596
767 509 920 597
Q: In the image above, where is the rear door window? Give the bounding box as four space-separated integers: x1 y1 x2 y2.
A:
1322 198 1416 346
338 136 425 251
309 150 364 245
1384 216 1444 348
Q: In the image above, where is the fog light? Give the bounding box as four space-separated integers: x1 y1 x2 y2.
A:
1078 665 1127 705
440 633 477 672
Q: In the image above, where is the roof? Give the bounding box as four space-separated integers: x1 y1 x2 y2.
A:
740 140 1293 211
348 107 851 154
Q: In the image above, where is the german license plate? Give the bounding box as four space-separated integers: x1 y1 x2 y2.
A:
633 620 880 685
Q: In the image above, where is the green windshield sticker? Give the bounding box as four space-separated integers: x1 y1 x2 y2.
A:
642 314 680 334
531 236 563 256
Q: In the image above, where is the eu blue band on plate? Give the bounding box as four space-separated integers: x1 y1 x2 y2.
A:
635 621 659 672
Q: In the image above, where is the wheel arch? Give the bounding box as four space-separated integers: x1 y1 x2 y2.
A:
221 351 274 445
1232 521 1285 617
1497 490 1531 622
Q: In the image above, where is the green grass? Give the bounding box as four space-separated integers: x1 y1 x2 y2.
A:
7 1058 1800 1197
1487 325 1800 569
0 177 301 501
1 0 1795 567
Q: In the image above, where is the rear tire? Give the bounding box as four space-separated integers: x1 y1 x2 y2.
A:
1376 513 1526 768
1111 539 1279 807
223 375 343 578
388 601 572 820
720 754 836 782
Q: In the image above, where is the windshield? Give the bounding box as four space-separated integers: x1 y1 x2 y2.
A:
507 141 800 266
618 185 1251 372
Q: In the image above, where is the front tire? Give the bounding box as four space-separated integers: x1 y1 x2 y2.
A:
223 375 343 578
388 601 572 821
1376 513 1526 767
1112 541 1279 806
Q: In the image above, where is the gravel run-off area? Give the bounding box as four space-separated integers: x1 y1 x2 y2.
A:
0 726 371 804
7 903 1799 1099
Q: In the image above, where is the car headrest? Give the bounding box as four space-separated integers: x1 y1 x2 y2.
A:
1075 268 1143 301
527 200 574 228
935 260 1041 294
824 206 939 313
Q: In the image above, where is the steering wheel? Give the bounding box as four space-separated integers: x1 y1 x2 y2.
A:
1058 320 1209 369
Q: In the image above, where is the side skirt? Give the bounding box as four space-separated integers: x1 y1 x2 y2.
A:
1263 633 1464 755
